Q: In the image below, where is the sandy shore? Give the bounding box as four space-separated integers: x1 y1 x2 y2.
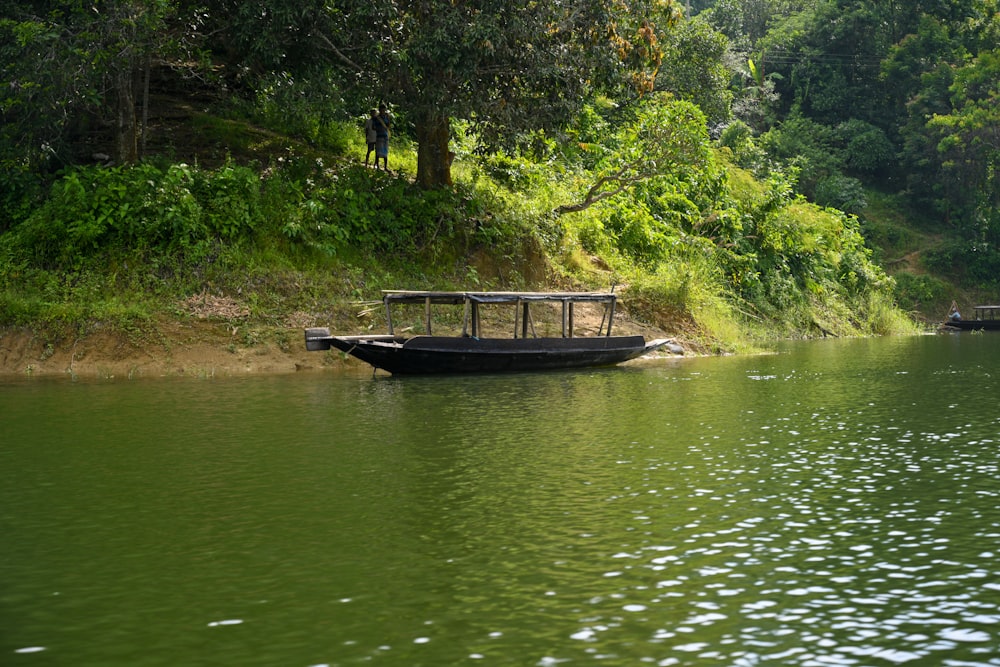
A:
0 321 351 380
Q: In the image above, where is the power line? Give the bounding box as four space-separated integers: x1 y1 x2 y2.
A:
757 49 886 67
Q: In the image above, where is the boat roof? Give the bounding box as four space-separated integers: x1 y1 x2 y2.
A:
381 290 619 305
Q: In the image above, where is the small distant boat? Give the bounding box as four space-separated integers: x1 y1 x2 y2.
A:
305 290 673 374
942 305 1000 331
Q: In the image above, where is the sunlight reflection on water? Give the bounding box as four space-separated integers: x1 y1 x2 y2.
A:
524 338 1000 666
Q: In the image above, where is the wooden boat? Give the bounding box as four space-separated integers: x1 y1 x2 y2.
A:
304 290 673 374
942 305 1000 331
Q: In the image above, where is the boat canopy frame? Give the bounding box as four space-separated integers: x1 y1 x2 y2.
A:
970 305 1000 321
380 290 618 339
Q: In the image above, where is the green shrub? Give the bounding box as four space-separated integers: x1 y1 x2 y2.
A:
761 117 841 196
0 165 43 233
924 240 1000 289
603 203 665 266
838 120 895 174
718 120 767 172
190 162 263 239
480 152 533 191
814 174 868 215
892 272 951 311
8 162 270 269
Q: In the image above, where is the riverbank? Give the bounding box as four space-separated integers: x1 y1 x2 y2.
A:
0 312 691 380
0 320 324 379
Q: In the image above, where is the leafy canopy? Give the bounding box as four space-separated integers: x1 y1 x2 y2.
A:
208 0 680 187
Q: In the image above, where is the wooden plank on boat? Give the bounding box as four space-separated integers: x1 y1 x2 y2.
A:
381 290 619 305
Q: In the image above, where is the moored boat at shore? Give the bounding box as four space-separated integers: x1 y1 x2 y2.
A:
305 290 675 374
942 305 1000 331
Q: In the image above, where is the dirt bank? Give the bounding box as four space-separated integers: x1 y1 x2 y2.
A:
1 313 686 380
0 320 352 380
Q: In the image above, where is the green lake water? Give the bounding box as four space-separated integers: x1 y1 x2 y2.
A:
2 333 999 666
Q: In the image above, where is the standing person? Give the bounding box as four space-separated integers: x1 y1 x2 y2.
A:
375 103 392 171
363 109 379 167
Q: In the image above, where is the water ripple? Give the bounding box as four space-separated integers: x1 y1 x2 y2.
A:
5 337 1000 666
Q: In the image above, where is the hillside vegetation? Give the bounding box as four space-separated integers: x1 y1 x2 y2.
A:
3 1 997 370
0 90 909 359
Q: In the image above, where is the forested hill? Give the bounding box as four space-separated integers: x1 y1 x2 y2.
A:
2 1 997 353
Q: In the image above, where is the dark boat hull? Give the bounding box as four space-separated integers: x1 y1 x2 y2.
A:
942 319 1000 331
311 332 665 374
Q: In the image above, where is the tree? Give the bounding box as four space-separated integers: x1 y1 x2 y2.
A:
757 1 893 127
703 0 780 49
555 97 711 215
890 5 999 229
1 1 177 168
0 3 103 170
210 0 679 189
655 16 732 126
926 50 1000 242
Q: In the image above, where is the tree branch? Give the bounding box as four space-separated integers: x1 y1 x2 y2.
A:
554 162 649 215
313 32 363 72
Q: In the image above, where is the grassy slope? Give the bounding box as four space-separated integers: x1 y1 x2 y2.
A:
861 188 985 325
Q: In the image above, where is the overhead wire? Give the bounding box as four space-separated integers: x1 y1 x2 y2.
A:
753 49 887 68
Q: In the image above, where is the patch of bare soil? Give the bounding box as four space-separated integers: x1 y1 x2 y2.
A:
0 320 351 380
0 292 353 379
885 249 925 275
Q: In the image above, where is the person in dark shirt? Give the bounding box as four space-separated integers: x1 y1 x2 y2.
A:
364 108 378 167
374 103 393 171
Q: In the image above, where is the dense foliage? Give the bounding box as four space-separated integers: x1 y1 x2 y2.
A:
8 0 1000 351
1 0 674 189
703 0 1000 288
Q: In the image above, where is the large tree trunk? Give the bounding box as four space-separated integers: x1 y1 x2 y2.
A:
110 0 141 164
415 112 453 189
114 66 138 164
